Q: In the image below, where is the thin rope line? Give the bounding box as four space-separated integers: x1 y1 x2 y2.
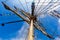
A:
37 0 59 17
34 0 40 14
35 0 46 15
37 0 52 14
17 0 26 11
40 0 59 13
25 0 29 12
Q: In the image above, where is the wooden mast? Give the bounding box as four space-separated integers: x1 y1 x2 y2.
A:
28 19 34 40
28 2 35 40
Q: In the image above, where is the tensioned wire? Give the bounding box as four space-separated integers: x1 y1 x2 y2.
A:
37 0 52 15
40 0 59 13
34 0 40 14
35 0 46 15
36 0 60 17
17 0 26 11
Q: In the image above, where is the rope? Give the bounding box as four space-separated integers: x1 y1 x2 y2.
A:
17 0 26 11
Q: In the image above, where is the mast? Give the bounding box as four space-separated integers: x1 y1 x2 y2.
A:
28 2 35 40
28 19 34 40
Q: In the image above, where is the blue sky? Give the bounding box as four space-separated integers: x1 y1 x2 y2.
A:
0 0 60 40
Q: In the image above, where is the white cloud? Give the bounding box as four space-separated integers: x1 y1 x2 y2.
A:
54 37 60 40
58 19 60 35
58 19 60 30
10 22 29 40
58 19 60 23
0 38 2 40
